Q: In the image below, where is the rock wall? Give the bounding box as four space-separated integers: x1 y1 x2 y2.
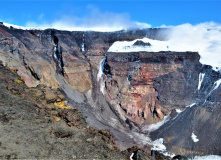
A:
103 51 201 126
0 25 164 93
0 25 92 93
150 65 221 156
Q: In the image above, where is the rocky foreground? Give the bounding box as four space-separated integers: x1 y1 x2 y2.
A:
0 62 133 159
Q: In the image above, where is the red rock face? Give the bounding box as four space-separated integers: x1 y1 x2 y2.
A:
103 52 200 126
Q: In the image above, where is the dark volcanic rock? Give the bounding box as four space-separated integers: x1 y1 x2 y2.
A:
133 40 151 46
149 64 221 157
132 149 153 160
151 150 170 160
172 155 188 160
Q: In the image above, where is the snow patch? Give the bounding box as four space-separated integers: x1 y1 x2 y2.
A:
198 73 205 90
151 138 175 157
204 79 221 104
82 33 85 52
97 59 106 95
151 138 166 151
53 48 58 60
2 62 6 66
212 79 221 91
193 155 221 160
130 132 151 144
129 131 175 158
145 115 170 132
130 153 134 160
97 59 105 81
129 132 175 157
175 109 182 113
186 103 196 108
171 109 183 120
191 132 199 142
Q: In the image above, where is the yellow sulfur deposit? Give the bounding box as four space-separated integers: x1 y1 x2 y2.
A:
14 77 25 85
10 68 18 73
50 116 61 122
54 98 70 109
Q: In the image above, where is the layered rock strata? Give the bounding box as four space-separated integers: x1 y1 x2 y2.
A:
103 51 201 126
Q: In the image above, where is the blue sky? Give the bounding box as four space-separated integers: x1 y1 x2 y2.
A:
0 1 221 29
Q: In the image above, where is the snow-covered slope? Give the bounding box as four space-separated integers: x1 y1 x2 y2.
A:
1 22 124 32
2 22 46 30
108 38 169 52
108 30 221 72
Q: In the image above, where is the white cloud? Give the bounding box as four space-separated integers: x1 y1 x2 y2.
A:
25 8 151 32
108 22 221 71
165 22 221 71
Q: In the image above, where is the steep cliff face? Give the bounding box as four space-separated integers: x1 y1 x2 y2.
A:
102 51 201 126
150 65 221 156
0 25 164 93
0 23 221 158
0 25 91 93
